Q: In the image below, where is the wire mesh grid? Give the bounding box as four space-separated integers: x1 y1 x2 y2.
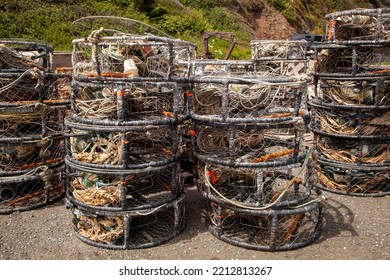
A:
65 161 182 211
205 196 323 251
314 134 390 165
68 194 185 249
191 121 306 168
254 60 308 77
313 43 390 77
0 104 67 140
189 76 307 123
314 157 390 196
197 159 311 209
251 40 308 61
65 117 181 169
0 166 64 214
71 80 187 125
0 136 64 176
313 76 390 106
0 72 71 104
309 101 390 138
325 8 390 42
72 33 196 81
0 39 53 72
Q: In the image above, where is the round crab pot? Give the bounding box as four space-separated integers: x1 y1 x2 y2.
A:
197 160 311 209
0 166 64 214
72 34 196 81
65 117 181 170
71 80 187 125
0 39 53 72
68 194 185 250
250 40 308 61
324 8 390 42
191 120 306 168
205 197 323 251
65 161 183 211
189 76 307 124
314 157 390 197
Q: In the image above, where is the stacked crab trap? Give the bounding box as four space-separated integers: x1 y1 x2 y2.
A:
0 39 70 214
65 27 197 249
310 8 390 196
189 40 323 251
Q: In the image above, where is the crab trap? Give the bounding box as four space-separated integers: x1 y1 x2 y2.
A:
309 100 390 138
72 31 197 81
67 194 185 249
65 160 183 211
197 159 311 210
191 59 256 77
314 157 390 196
0 39 53 72
325 8 390 42
71 80 187 125
204 196 323 251
0 166 64 214
0 103 67 140
65 117 181 170
0 72 71 104
189 76 307 124
0 135 64 175
313 43 390 77
250 40 308 61
191 120 306 168
313 76 390 106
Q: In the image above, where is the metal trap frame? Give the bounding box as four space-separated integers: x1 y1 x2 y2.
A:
314 157 390 197
205 196 323 251
72 32 197 81
312 75 390 106
197 159 311 210
71 80 188 125
312 42 390 77
0 165 64 214
65 117 181 170
250 40 308 61
325 8 390 42
65 160 183 212
68 194 185 250
0 38 53 72
188 76 307 124
191 120 306 168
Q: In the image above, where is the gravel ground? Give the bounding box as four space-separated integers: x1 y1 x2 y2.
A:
0 186 389 260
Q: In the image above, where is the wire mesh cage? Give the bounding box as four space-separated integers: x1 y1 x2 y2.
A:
65 117 181 169
71 80 187 125
0 72 71 104
191 120 306 168
0 166 64 214
309 100 390 138
197 159 311 209
0 136 64 176
189 76 307 123
313 43 390 77
313 76 390 106
0 39 53 72
65 161 182 211
0 104 67 140
315 157 390 196
68 194 185 249
254 60 308 77
72 33 197 81
205 196 323 251
191 59 256 77
325 8 390 42
314 134 390 165
251 40 308 61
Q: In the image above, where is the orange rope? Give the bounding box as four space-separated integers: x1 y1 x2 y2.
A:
251 149 294 163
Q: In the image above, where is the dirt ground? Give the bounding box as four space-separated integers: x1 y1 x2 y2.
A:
0 185 389 260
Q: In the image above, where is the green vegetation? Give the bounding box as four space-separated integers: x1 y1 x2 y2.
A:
0 0 385 58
